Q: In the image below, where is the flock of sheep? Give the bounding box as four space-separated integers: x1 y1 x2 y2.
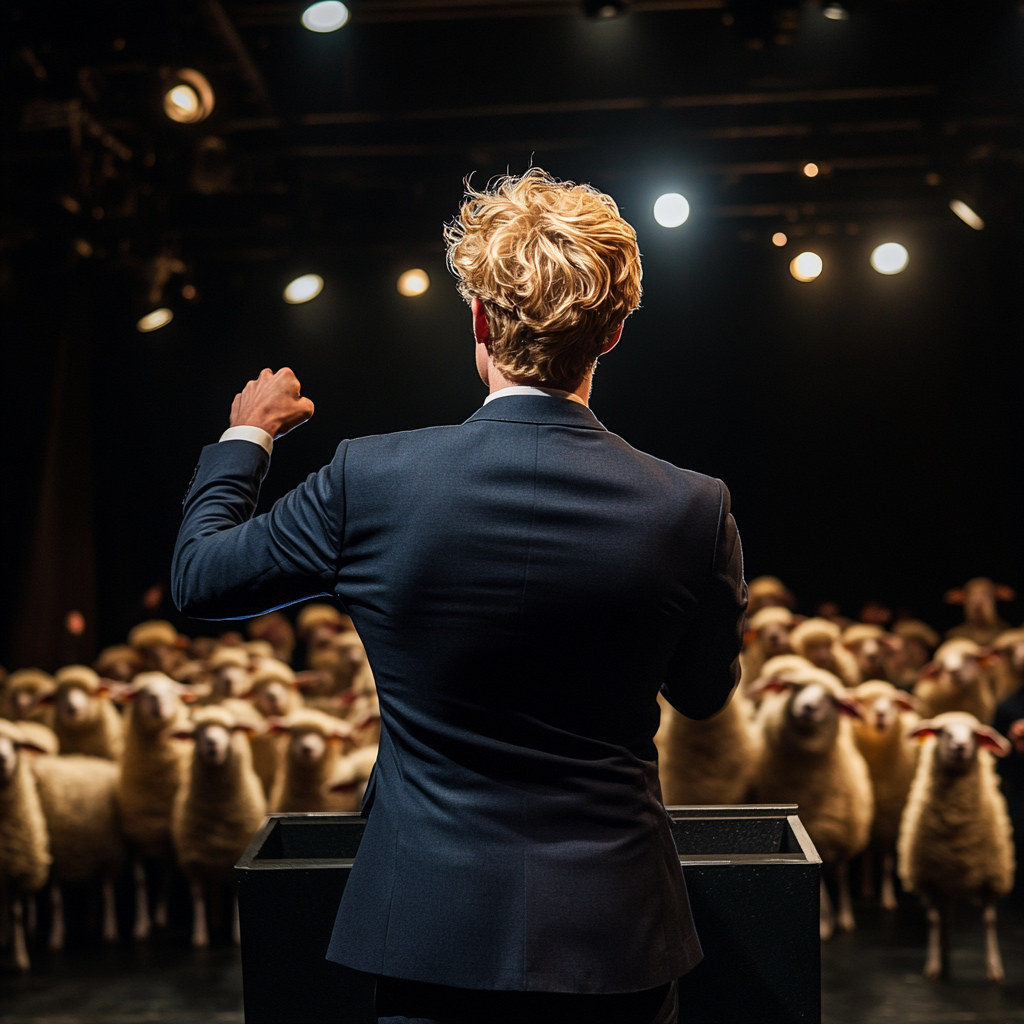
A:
657 574 1022 984
0 604 379 971
1 579 1021 989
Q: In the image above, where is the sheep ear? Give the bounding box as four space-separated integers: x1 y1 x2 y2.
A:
909 721 938 742
994 585 1016 602
16 741 48 755
882 635 903 651
231 724 256 736
747 675 793 698
975 726 1011 757
35 692 56 706
835 697 864 720
917 661 940 680
944 588 965 605
179 691 197 704
893 692 920 713
170 730 194 741
265 718 289 735
743 630 758 646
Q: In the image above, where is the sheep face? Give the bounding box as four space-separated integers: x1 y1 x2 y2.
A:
195 723 232 767
0 734 19 783
851 682 915 738
135 687 182 730
963 580 998 629
789 683 839 731
849 637 885 680
55 684 98 728
289 729 328 768
253 681 290 718
7 687 42 720
803 641 834 670
912 713 1010 775
759 622 792 658
936 646 980 687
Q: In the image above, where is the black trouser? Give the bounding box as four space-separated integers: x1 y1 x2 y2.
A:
375 976 678 1024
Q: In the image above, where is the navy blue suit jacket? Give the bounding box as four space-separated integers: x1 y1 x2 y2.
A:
173 395 746 994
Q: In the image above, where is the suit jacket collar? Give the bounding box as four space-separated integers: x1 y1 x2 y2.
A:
465 394 608 431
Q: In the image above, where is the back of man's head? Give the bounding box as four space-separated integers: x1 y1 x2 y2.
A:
445 168 642 392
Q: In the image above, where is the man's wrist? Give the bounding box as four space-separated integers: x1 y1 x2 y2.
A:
219 425 274 455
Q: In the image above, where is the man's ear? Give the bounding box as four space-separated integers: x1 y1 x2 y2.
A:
471 296 490 347
600 322 624 356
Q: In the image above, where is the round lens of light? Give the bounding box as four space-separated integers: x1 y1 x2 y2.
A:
137 308 173 332
772 232 788 247
164 85 199 122
802 162 819 178
284 274 324 304
870 242 909 275
302 1 350 31
790 252 823 282
397 269 430 296
653 193 690 228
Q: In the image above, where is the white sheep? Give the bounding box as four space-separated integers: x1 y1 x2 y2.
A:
116 672 193 940
0 720 51 972
841 624 897 687
987 628 1024 703
655 691 760 805
944 577 1015 646
171 706 266 947
750 663 874 939
49 665 124 761
1 669 56 728
738 606 795 694
914 639 996 725
269 709 354 813
789 618 861 686
245 660 304 798
849 680 919 909
897 711 1015 982
31 752 125 951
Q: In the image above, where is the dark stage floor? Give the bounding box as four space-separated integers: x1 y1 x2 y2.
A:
3 893 1023 1023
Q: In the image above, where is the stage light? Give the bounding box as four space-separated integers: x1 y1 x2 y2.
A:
284 274 324 304
790 252 822 283
802 162 819 178
137 308 173 332
163 69 214 124
302 1 349 31
653 193 689 228
772 232 788 247
823 3 849 20
397 269 430 296
870 243 909 275
949 199 984 231
584 0 627 18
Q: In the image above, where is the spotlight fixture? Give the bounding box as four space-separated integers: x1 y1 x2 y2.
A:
137 308 173 332
802 162 819 178
823 3 849 20
789 252 822 283
772 232 788 247
163 69 214 124
302 1 350 31
284 274 324 304
397 269 430 297
870 243 909 276
653 193 690 228
949 199 984 231
584 0 627 18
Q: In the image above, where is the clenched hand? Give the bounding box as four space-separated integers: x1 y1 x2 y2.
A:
229 367 315 440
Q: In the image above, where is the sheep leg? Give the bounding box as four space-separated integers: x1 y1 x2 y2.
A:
880 850 898 911
189 879 209 948
232 892 241 946
12 893 30 972
102 877 118 944
819 875 835 941
836 860 856 933
983 899 1004 984
48 882 65 952
923 901 949 979
153 864 171 929
860 846 875 900
133 858 151 940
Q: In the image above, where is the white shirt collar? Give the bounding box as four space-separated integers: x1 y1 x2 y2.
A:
483 385 585 407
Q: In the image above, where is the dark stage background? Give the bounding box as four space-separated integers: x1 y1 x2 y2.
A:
1 1 1022 668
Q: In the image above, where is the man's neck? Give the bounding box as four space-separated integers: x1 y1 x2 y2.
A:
486 365 592 406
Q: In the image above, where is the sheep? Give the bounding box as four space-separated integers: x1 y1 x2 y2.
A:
897 712 1015 982
198 645 253 706
840 624 897 687
269 709 354 814
1 669 56 727
849 680 920 909
116 672 193 940
296 603 353 665
248 611 296 664
914 639 996 725
307 630 369 697
0 720 52 972
744 654 814 706
171 706 266 947
944 578 1015 647
887 619 940 690
326 743 379 811
49 665 124 761
745 575 795 615
655 691 761 806
31 752 125 951
986 628 1024 703
738 606 795 694
789 618 861 686
245 659 304 798
750 663 874 940
129 619 188 675
93 644 142 683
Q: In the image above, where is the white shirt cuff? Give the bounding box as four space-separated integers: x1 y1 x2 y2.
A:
218 425 274 455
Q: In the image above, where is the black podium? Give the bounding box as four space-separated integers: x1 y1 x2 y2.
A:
236 805 821 1024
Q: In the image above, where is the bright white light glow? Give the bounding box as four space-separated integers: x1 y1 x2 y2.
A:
302 1 349 31
163 69 215 124
823 4 849 20
397 269 430 297
137 308 173 332
802 162 819 178
653 193 690 228
165 85 198 120
790 252 823 283
870 242 909 275
284 274 324 304
949 199 984 231
772 232 788 247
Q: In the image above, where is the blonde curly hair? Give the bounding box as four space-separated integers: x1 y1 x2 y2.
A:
445 168 642 391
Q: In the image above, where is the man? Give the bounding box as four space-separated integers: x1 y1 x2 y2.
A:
173 168 746 1024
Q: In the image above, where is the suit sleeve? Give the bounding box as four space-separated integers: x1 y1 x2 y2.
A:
171 439 348 620
660 480 747 720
